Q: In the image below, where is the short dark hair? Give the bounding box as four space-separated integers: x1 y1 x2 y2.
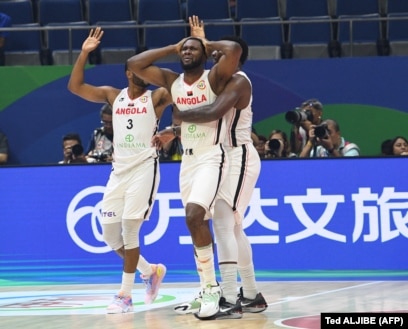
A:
62 132 82 145
183 37 206 55
100 103 112 117
219 35 248 65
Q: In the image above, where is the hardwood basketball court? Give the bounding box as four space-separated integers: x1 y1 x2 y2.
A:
1 280 407 329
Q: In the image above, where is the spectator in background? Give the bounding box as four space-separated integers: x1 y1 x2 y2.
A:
380 138 392 155
288 99 324 155
385 136 408 156
299 119 360 158
255 135 267 158
86 103 114 162
59 132 95 164
0 13 11 66
0 129 9 164
265 129 297 158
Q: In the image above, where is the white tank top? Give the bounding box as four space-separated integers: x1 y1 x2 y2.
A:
112 88 158 174
223 71 254 147
171 70 225 150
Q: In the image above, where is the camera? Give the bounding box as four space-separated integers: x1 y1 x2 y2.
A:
268 139 281 152
314 123 329 139
285 108 314 124
71 144 84 157
91 151 110 162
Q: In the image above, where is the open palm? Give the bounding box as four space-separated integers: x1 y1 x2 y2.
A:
82 27 104 52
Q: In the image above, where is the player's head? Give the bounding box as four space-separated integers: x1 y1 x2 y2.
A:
179 37 207 71
212 36 248 67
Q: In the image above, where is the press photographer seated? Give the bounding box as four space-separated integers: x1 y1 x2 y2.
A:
299 119 360 158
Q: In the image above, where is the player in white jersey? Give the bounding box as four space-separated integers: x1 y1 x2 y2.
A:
68 27 172 314
171 22 268 320
127 16 242 319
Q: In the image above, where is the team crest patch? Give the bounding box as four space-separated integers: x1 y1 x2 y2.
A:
196 80 206 90
139 96 148 103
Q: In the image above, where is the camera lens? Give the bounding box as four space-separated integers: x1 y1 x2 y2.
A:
314 124 328 139
285 108 313 124
71 144 84 156
268 139 281 151
285 109 304 124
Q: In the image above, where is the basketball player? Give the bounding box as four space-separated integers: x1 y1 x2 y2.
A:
126 17 242 319
170 18 268 320
67 27 172 313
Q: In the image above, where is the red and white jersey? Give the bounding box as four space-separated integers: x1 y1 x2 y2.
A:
111 88 158 174
171 70 226 150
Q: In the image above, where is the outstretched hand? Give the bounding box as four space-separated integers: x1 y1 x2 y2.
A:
82 27 104 53
189 15 205 38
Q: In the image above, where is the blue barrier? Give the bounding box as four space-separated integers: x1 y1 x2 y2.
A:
0 157 407 284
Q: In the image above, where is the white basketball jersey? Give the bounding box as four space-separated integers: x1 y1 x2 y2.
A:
223 71 254 147
111 88 158 174
171 70 226 149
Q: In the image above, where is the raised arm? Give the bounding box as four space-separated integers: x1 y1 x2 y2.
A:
126 43 181 90
67 27 118 104
207 39 242 95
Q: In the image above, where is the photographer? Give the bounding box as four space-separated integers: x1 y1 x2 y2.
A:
86 103 114 163
59 133 95 164
265 129 297 158
299 119 360 157
287 99 324 155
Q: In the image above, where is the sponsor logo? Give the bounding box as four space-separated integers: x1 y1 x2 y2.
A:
66 186 110 254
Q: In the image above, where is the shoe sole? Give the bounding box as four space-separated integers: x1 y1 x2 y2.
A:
242 305 268 313
173 305 200 315
194 310 242 320
106 307 134 314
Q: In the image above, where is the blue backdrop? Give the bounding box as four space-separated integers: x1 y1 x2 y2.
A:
1 158 407 284
1 56 408 164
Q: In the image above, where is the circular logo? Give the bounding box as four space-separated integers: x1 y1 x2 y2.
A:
66 186 110 253
188 125 196 133
125 134 134 142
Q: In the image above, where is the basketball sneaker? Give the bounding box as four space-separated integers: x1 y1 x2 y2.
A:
173 291 202 315
196 284 221 318
106 294 133 314
141 263 167 304
238 287 268 313
195 297 243 320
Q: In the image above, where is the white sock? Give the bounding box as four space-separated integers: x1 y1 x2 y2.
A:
195 244 217 286
238 264 257 299
219 263 238 304
137 255 153 277
120 271 135 297
194 252 206 289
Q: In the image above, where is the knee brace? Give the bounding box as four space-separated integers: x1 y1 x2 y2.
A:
102 222 123 250
122 218 143 250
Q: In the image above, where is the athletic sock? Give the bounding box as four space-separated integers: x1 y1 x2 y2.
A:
238 264 258 299
194 253 206 289
195 244 217 286
120 271 135 297
219 263 238 304
137 255 153 277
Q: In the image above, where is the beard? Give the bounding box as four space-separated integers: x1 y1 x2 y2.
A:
180 56 204 71
132 74 150 88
